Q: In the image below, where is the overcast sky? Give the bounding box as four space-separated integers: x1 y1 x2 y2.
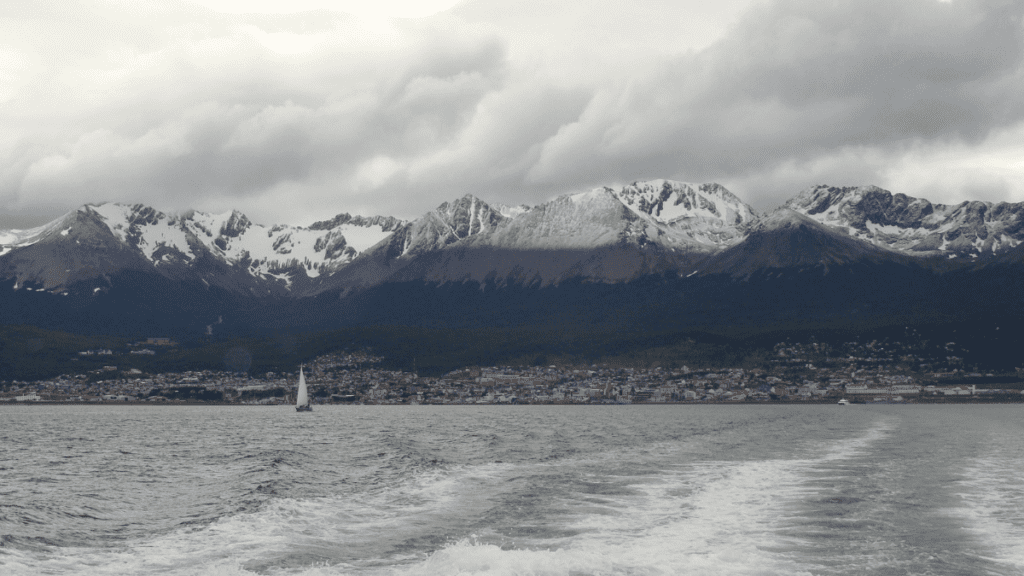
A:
2 0 1023 229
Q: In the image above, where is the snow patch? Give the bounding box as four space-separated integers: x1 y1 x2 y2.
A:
268 271 293 289
789 186 1024 257
865 220 925 237
607 180 754 249
88 202 399 280
494 203 532 219
0 215 66 252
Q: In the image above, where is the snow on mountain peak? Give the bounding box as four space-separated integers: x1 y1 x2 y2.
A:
219 210 252 238
479 188 638 250
83 202 402 284
11 179 1024 298
589 180 756 249
787 185 1024 257
492 202 532 219
88 203 195 264
0 212 72 257
388 195 507 257
435 195 506 239
376 183 756 257
610 180 755 227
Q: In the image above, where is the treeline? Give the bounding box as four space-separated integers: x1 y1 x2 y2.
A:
2 318 1022 383
0 325 129 382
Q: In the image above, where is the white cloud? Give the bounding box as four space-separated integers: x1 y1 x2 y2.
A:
519 0 1024 207
881 122 1024 206
1 0 1023 230
354 155 403 188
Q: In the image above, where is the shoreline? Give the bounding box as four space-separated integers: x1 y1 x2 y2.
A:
3 398 1023 406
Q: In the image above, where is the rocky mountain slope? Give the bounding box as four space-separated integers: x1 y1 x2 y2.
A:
698 209 912 279
317 182 759 291
0 203 404 295
2 180 1023 337
786 185 1024 258
610 180 755 246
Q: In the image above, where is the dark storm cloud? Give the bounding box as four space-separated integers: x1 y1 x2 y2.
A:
2 0 1024 229
526 0 1024 196
5 18 509 211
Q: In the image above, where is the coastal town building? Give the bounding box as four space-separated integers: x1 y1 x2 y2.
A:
3 341 1022 405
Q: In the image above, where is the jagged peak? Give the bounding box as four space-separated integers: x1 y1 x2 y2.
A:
604 179 755 228
308 212 405 232
790 183 1024 214
436 193 489 212
786 184 1024 258
219 210 251 238
621 179 747 204
787 184 897 214
427 194 505 240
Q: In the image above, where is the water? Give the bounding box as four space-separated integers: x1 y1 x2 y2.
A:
1 405 1023 575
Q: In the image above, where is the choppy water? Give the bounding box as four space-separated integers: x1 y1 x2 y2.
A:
1 405 1023 575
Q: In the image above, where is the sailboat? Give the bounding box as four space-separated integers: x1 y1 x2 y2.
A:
295 366 312 412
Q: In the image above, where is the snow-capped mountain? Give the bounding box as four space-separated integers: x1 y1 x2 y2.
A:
0 203 405 294
699 208 908 278
326 181 756 290
475 188 651 250
90 204 403 280
5 180 1023 297
0 207 153 292
392 180 756 256
389 194 508 256
0 178 770 296
609 180 756 247
386 188 694 286
4 178 1024 339
786 185 1024 258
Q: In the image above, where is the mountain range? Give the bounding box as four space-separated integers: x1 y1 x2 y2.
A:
2 180 1022 339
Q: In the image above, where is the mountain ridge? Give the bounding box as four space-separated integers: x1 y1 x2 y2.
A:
2 179 1023 338
786 184 1024 258
4 181 1022 295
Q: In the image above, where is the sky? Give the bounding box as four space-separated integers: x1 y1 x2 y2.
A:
2 0 1023 229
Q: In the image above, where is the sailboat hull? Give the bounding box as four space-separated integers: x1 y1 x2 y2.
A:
296 405 312 412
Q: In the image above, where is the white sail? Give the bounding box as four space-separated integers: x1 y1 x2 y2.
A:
296 367 309 409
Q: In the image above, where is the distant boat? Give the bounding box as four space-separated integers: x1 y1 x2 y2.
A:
837 398 850 406
295 366 312 412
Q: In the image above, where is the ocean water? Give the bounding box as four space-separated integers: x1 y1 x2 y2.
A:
1 404 1023 575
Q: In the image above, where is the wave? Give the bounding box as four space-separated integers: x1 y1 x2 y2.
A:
949 445 1024 574
0 416 894 576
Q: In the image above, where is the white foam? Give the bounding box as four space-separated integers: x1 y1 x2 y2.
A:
949 452 1024 571
0 461 517 576
401 429 891 576
3 428 894 576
